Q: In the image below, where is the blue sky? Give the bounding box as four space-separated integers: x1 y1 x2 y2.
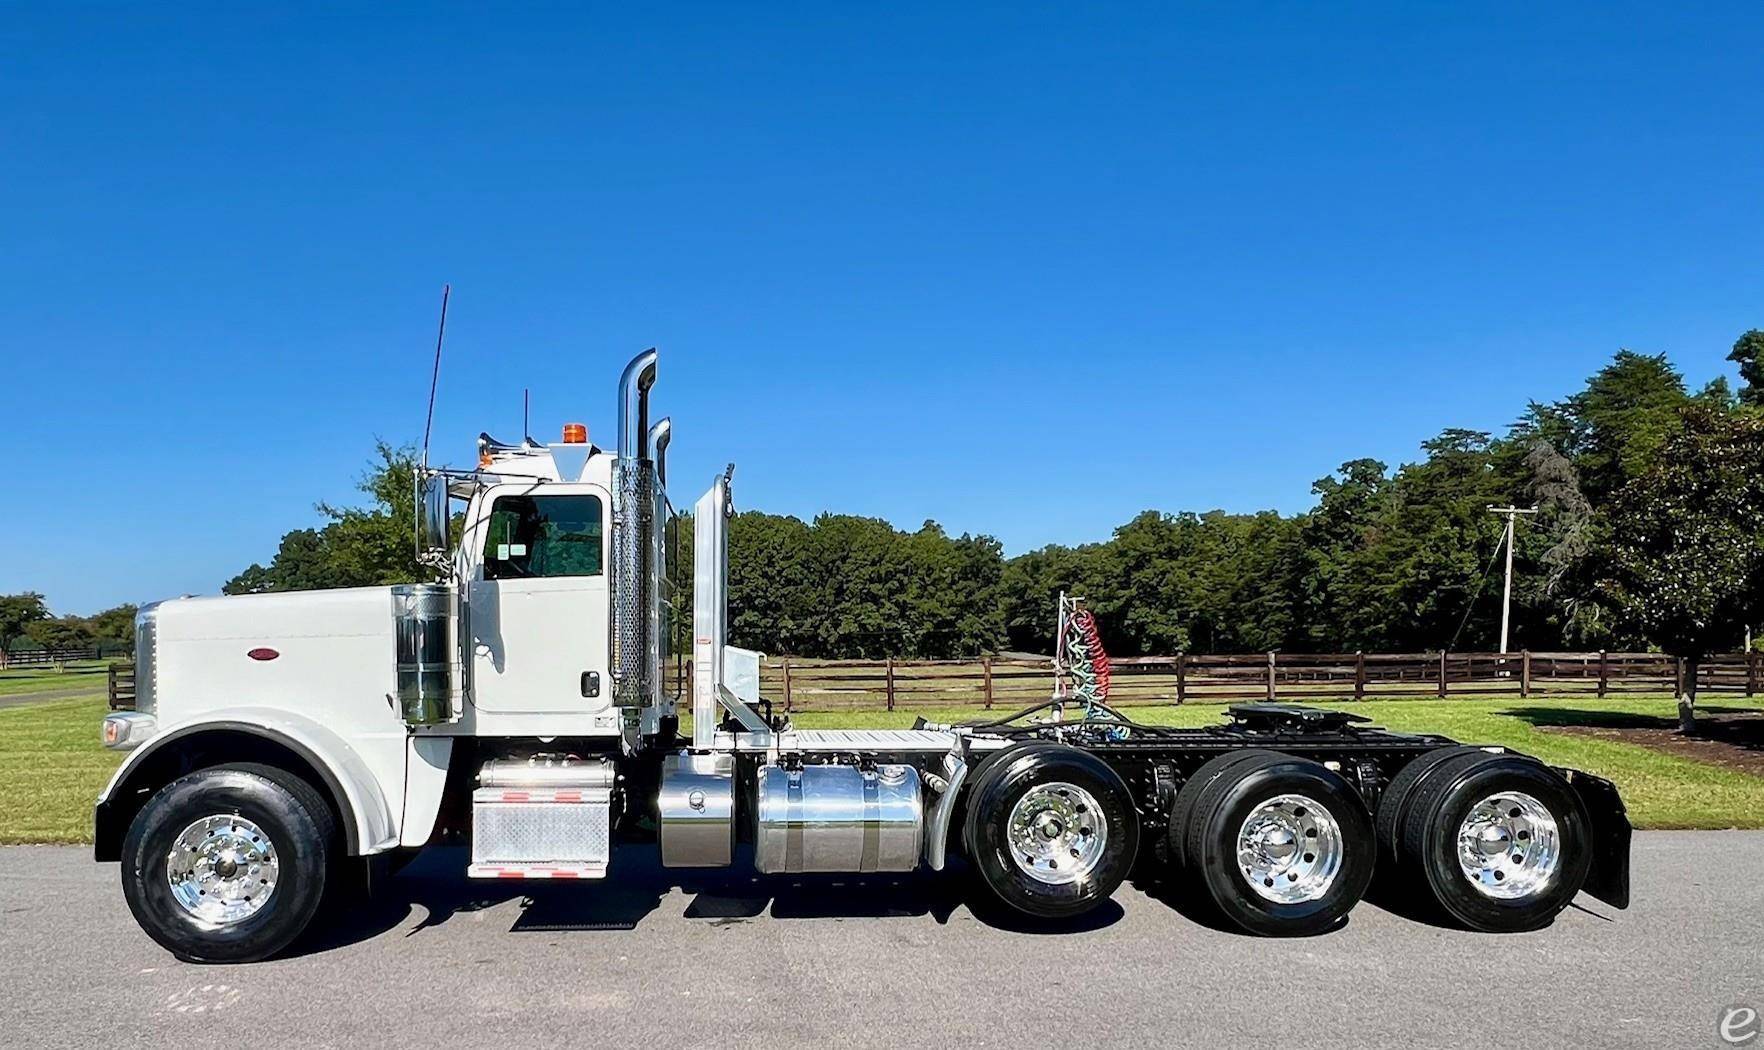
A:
4 4 1762 614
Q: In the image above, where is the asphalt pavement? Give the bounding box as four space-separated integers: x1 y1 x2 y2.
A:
1 833 1758 1049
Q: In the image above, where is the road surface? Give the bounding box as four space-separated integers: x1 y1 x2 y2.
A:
1 833 1757 1049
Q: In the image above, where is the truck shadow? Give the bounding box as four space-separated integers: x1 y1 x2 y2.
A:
1501 703 1762 733
293 844 1124 956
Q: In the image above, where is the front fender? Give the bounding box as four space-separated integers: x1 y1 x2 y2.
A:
96 707 401 859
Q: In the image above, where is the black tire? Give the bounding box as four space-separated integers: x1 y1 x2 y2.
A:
962 743 1139 920
1164 749 1285 872
120 763 335 963
1176 751 1375 936
1397 752 1591 932
1374 745 1484 865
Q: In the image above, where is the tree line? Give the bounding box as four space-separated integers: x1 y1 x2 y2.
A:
718 333 1764 675
0 593 136 657
14 331 1761 688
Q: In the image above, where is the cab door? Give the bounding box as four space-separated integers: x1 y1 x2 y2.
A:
465 486 611 717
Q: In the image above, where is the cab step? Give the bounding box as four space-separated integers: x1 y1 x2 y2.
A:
466 861 609 880
470 755 613 879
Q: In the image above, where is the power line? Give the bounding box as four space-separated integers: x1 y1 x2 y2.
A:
1448 526 1507 651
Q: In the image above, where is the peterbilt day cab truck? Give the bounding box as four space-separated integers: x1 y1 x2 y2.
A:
96 349 1631 962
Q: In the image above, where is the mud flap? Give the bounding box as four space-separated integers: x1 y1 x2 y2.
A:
1562 768 1631 909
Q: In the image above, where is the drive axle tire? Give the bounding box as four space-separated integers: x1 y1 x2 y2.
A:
120 764 334 963
1395 752 1591 933
1175 751 1375 937
1374 745 1483 864
1164 749 1284 872
962 743 1139 920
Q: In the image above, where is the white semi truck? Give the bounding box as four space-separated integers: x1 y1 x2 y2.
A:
96 349 1631 962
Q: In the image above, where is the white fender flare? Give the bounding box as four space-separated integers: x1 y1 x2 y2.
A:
96 707 400 858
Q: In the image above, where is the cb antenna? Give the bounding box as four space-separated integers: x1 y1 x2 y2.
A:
523 387 531 444
420 283 451 469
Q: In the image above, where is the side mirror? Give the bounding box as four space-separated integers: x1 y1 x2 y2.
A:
415 470 450 555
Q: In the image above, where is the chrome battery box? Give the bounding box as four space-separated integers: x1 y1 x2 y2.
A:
659 753 735 867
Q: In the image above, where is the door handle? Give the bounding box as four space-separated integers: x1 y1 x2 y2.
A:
581 671 600 698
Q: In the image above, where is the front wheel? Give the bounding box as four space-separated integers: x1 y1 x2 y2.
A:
120 764 335 963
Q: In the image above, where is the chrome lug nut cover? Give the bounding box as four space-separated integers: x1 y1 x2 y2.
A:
1236 793 1344 904
1008 782 1108 885
166 815 280 926
1456 790 1560 900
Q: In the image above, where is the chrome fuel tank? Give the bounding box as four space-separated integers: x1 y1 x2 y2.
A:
754 763 923 874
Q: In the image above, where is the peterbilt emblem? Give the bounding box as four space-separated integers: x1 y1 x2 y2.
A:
247 648 280 661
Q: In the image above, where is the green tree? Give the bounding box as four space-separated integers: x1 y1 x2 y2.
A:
1554 350 1690 501
1600 410 1764 731
225 443 424 594
1729 329 1764 408
85 604 139 648
0 592 49 664
25 615 96 656
1296 459 1388 650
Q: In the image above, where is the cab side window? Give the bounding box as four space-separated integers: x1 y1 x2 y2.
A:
482 494 604 579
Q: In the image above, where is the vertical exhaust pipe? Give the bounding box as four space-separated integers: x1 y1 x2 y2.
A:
649 417 672 487
613 349 659 710
647 416 672 710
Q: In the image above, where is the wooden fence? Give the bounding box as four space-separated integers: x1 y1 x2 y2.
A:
722 650 1763 713
87 648 1761 714
0 646 119 669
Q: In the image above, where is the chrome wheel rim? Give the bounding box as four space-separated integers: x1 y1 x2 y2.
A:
166 815 280 926
1237 793 1343 904
1007 781 1108 885
1456 791 1559 900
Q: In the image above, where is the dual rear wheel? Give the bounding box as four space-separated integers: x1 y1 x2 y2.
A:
963 743 1592 936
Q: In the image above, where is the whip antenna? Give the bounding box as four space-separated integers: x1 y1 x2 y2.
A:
420 283 451 469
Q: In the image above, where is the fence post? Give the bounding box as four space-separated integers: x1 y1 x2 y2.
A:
1438 651 1448 699
1749 650 1759 699
885 657 895 712
782 658 793 713
1520 650 1531 698
1597 650 1608 698
1267 652 1277 701
1175 651 1187 705
983 656 994 710
1354 651 1366 701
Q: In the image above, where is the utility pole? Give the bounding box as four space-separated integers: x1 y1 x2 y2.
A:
1488 506 1538 655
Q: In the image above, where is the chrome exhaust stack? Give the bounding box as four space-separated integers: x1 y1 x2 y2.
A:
647 416 672 711
612 349 659 710
649 417 671 487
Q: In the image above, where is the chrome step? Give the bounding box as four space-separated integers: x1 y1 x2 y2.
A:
470 756 612 879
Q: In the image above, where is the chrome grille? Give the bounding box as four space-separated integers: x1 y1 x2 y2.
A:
133 602 162 715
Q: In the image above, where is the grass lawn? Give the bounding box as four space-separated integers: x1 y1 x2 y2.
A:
0 694 122 844
1 684 1760 843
